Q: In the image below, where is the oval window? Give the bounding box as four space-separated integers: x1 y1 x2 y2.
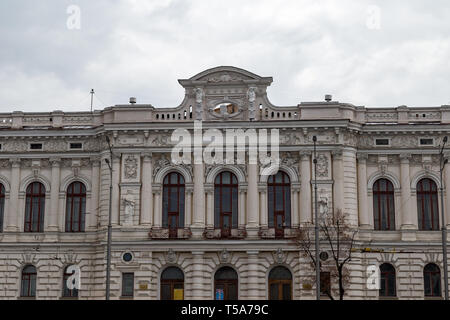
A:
213 103 238 115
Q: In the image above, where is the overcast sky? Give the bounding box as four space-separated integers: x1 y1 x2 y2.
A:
0 0 449 112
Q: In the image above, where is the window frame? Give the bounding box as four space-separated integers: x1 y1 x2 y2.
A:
268 266 292 300
267 171 291 238
162 172 185 239
424 263 442 297
214 171 238 238
62 265 79 298
417 178 439 231
24 182 46 233
121 272 135 298
379 263 396 298
373 179 396 231
21 265 37 298
65 181 87 232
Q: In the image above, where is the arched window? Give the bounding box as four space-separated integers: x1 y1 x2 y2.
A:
417 178 439 230
24 182 45 232
214 171 238 238
379 263 396 297
65 182 87 232
62 265 79 298
0 184 5 232
373 179 395 230
424 263 441 297
268 266 292 300
268 171 291 238
163 172 185 238
161 267 184 300
21 265 37 297
214 267 238 300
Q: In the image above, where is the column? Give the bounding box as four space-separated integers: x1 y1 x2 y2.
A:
246 251 260 299
191 251 205 299
89 157 100 230
153 187 161 228
192 162 205 237
299 151 312 224
5 159 20 231
140 153 153 226
291 184 300 228
246 161 259 237
258 183 267 228
47 158 61 231
332 150 344 213
357 153 370 228
445 154 450 227
111 154 120 225
205 186 214 229
400 153 416 229
185 185 193 228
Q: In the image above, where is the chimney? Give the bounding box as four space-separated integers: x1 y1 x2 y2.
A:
129 97 136 104
325 94 332 102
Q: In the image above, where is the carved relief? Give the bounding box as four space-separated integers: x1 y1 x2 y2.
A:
316 154 329 178
153 158 170 178
124 156 138 179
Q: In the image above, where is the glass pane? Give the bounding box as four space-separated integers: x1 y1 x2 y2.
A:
161 284 171 300
268 188 274 227
122 273 134 296
269 267 292 280
214 189 220 229
282 283 291 300
179 187 185 228
275 187 283 211
232 187 238 228
215 267 238 280
269 283 278 300
432 273 441 296
222 172 230 184
222 188 231 212
228 283 237 300
162 267 184 280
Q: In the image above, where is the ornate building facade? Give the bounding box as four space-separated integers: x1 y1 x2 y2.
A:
0 66 449 299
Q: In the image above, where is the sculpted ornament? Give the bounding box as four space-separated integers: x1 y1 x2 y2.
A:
124 156 138 179
153 155 171 178
316 154 329 178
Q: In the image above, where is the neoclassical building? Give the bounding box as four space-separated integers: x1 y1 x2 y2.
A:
0 66 449 300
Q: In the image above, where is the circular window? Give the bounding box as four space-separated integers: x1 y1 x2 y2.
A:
123 252 133 262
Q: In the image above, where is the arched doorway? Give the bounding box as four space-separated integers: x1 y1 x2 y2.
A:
160 267 184 300
268 266 292 300
214 266 238 300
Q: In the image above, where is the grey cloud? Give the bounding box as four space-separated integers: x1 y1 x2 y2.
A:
0 0 449 112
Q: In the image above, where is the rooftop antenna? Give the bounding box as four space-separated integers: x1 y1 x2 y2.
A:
90 89 95 112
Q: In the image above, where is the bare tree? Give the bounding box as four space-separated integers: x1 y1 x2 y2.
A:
294 209 357 300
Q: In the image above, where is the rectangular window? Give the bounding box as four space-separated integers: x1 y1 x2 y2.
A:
122 273 134 297
419 138 434 146
375 139 389 146
29 143 43 150
320 272 331 296
69 142 83 150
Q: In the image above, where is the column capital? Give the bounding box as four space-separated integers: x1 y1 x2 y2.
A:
356 152 368 162
332 149 343 159
142 152 153 161
49 157 62 167
299 151 312 160
400 153 412 162
9 158 21 167
90 156 101 166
